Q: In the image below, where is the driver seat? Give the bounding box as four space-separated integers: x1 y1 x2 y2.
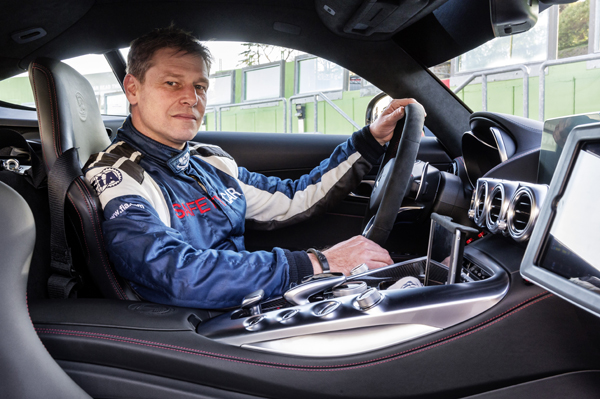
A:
29 57 138 300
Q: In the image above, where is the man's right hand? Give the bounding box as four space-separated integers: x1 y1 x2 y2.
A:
308 235 393 275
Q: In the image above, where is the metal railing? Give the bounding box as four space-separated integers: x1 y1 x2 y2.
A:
288 91 361 133
206 97 288 132
538 53 600 121
453 65 530 118
204 107 218 130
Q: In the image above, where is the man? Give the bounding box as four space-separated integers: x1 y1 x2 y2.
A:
84 27 423 309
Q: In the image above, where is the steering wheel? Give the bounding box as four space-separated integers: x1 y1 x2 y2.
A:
363 102 425 245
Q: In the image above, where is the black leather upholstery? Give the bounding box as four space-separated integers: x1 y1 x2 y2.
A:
0 181 91 398
29 57 138 300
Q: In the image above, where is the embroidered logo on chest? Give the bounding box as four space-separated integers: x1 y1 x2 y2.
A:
91 168 123 194
175 152 190 171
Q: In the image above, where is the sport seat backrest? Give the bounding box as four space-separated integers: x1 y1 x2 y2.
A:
29 57 138 300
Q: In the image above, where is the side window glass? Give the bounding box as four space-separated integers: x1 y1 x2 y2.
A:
0 54 126 116
166 41 385 135
0 71 34 108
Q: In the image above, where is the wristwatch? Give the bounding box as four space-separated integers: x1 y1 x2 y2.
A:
307 248 330 273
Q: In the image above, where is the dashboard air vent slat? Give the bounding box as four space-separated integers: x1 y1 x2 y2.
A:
488 190 503 223
512 194 531 232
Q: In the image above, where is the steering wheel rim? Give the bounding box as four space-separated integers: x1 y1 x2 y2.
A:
363 102 425 245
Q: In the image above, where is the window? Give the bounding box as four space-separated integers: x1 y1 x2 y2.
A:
457 12 549 72
207 73 234 106
243 62 282 101
122 41 376 135
297 56 344 94
557 0 590 58
596 0 600 52
0 71 33 108
0 54 125 114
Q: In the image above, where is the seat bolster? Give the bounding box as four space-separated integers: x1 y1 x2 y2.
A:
67 177 139 300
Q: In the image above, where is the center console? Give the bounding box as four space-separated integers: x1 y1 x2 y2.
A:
196 216 509 357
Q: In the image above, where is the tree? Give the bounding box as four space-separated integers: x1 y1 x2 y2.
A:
558 0 589 52
238 43 299 66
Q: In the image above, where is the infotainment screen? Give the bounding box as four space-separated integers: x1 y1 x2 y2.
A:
522 122 600 317
538 112 600 185
539 142 600 291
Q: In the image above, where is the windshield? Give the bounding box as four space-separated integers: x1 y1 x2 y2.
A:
430 0 599 122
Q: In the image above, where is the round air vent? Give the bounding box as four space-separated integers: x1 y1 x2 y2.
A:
507 187 536 242
486 185 504 232
473 182 488 227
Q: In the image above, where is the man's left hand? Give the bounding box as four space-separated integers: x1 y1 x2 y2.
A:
369 98 426 145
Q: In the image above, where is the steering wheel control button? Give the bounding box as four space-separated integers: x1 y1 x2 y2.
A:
356 288 383 310
243 315 265 331
333 281 368 297
350 263 369 275
313 301 341 317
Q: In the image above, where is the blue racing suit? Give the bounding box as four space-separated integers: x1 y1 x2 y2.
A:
84 116 385 309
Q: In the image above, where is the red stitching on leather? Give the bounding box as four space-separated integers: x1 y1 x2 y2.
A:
71 180 126 300
35 292 551 371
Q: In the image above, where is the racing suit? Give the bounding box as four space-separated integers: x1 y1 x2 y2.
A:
84 116 385 309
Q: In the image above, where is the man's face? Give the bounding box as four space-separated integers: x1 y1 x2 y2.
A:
125 48 209 149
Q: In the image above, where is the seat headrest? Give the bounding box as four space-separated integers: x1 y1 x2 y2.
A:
29 57 112 170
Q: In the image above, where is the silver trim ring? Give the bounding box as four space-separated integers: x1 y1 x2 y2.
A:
507 187 537 242
473 181 488 227
485 184 505 233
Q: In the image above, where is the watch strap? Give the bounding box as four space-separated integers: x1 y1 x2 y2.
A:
307 248 330 273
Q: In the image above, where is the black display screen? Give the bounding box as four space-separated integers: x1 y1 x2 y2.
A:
539 143 600 294
429 221 455 268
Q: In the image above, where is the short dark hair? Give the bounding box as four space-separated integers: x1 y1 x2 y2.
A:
127 26 212 82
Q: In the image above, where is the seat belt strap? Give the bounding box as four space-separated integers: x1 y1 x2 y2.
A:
47 147 83 298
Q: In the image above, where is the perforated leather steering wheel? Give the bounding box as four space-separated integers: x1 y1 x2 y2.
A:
363 103 425 245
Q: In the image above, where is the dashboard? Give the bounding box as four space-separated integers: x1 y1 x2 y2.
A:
468 178 547 243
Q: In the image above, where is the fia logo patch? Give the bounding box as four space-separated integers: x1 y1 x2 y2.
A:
91 168 123 194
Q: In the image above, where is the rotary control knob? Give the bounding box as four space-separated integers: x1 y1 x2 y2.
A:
350 263 369 275
333 281 368 297
356 288 382 310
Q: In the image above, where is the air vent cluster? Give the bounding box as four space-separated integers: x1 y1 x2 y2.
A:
468 178 547 242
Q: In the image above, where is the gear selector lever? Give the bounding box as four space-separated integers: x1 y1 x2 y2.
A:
284 273 346 306
241 289 264 315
